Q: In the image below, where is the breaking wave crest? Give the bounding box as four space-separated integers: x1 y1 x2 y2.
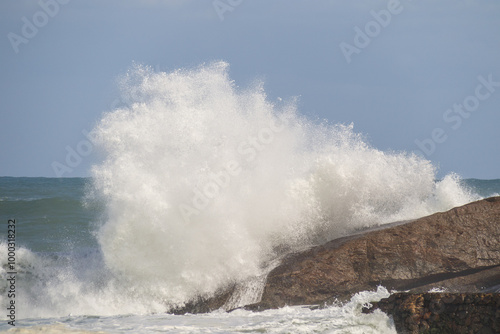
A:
88 61 476 310
1 62 477 319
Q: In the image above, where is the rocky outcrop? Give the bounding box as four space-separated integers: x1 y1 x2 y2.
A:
169 197 500 315
169 285 236 315
247 197 500 310
363 292 500 334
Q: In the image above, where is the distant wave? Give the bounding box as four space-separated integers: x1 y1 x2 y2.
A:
0 197 83 212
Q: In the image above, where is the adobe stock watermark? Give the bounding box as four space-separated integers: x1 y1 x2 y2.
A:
213 0 243 21
339 0 403 64
179 117 286 223
6 219 17 326
7 0 71 54
414 74 499 157
52 129 96 177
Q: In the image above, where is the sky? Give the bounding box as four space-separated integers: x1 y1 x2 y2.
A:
0 0 499 179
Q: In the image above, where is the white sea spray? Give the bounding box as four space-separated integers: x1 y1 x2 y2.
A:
0 62 478 321
88 61 476 310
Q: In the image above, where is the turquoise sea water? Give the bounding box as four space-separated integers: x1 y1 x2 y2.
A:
0 177 498 333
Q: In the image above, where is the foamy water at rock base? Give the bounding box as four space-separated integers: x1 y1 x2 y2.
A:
1 63 498 333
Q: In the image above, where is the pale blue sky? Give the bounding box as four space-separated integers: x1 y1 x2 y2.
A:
1 0 499 178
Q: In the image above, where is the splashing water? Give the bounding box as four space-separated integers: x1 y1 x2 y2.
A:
1 62 478 321
88 61 476 310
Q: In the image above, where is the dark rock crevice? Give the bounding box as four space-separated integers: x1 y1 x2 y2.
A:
372 264 500 292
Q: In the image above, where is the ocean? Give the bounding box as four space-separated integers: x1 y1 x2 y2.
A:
1 177 499 334
1 63 499 333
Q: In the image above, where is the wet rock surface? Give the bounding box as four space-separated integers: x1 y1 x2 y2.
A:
363 292 500 334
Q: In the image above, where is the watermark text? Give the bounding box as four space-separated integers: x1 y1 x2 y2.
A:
415 74 499 157
7 0 71 54
6 219 17 326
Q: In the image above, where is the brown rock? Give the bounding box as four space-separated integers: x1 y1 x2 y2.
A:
250 197 500 309
169 197 500 314
364 292 500 334
168 285 236 314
